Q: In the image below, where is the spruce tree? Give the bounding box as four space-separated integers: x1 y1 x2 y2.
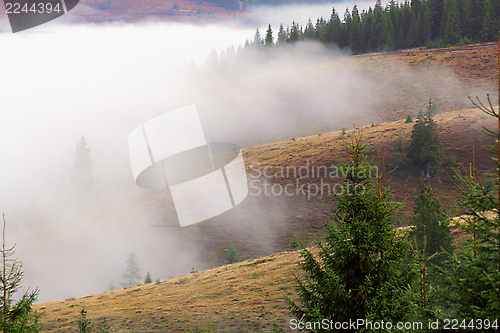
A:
277 24 287 46
407 98 442 178
120 252 141 288
409 180 454 280
70 136 93 192
439 94 500 323
0 214 41 333
288 128 414 328
264 24 274 49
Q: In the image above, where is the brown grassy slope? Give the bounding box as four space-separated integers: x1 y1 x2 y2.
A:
35 249 308 332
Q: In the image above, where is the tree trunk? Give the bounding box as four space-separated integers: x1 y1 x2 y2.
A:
425 160 431 179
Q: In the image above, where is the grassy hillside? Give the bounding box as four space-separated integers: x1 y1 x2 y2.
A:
35 249 306 332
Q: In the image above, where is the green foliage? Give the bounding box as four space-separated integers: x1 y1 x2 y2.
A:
190 323 213 332
341 127 346 136
395 152 405 169
76 308 111 333
271 323 285 332
108 280 115 291
0 215 42 333
190 267 198 274
407 98 442 177
264 24 274 49
288 128 414 328
223 246 239 264
77 308 93 333
70 136 93 192
444 155 456 167
144 272 152 284
404 231 445 322
96 319 111 333
155 278 161 285
396 135 404 152
439 94 500 321
409 180 454 281
173 3 178 9
290 235 300 248
120 252 141 288
406 174 414 183
405 114 413 123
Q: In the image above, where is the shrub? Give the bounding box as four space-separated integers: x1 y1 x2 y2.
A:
144 272 152 284
405 114 413 123
396 136 404 152
191 267 198 274
290 235 300 248
396 152 405 168
444 155 456 167
406 174 414 182
224 246 239 264
155 277 161 285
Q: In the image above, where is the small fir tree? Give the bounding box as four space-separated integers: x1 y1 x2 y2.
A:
0 214 42 333
144 272 152 284
70 136 93 192
108 280 115 291
76 307 93 333
409 180 454 282
405 114 413 123
288 127 414 328
120 252 141 288
264 24 274 49
407 98 442 178
396 135 405 152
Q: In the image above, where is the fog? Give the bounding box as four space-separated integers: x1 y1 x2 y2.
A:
0 1 493 303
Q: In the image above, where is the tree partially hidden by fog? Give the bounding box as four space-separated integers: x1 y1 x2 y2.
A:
120 253 141 288
70 136 93 192
0 214 41 332
288 128 414 328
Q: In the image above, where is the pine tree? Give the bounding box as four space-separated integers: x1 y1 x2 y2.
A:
70 136 93 192
288 128 414 327
277 23 287 46
264 24 274 49
409 180 454 280
439 94 500 321
0 214 41 333
407 98 442 178
442 0 461 44
120 252 141 288
252 28 263 48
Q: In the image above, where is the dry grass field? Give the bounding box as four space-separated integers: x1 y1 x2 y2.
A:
35 249 310 332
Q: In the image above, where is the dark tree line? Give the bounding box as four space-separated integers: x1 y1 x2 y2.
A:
250 0 500 53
